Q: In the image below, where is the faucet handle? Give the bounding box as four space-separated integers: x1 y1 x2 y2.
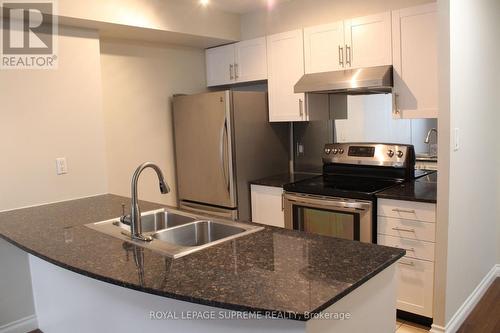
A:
119 203 132 226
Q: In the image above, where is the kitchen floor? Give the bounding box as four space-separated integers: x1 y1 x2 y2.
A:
396 319 430 332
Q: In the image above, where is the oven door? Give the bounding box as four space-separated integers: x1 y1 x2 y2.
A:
284 192 373 243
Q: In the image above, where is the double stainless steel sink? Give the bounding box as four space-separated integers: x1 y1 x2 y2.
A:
86 209 263 258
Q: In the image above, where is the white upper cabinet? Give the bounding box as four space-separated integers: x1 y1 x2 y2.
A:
205 44 235 87
267 29 306 122
303 12 391 74
234 37 267 83
392 3 438 119
205 37 267 87
304 21 345 73
344 12 392 69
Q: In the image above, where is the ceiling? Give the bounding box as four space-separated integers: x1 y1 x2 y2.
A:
205 0 292 14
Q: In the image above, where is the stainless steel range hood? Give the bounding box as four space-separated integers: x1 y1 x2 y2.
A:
294 65 393 95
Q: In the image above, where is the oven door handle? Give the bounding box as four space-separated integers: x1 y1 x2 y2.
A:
284 193 371 211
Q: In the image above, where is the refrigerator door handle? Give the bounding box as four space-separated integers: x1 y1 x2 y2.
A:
219 117 230 195
223 118 230 194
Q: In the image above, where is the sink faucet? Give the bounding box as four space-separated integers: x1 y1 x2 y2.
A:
121 162 170 242
424 128 438 156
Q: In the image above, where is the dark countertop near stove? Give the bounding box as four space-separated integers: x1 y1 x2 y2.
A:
376 171 437 204
250 172 320 188
0 194 405 321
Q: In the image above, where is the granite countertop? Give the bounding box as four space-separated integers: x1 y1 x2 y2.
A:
0 194 404 321
376 171 437 203
250 172 319 188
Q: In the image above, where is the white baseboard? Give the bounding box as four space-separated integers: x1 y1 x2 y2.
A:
0 314 38 333
441 264 500 333
429 324 445 333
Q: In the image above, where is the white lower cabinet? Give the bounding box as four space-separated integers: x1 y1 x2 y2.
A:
250 184 284 228
378 199 436 318
396 257 434 318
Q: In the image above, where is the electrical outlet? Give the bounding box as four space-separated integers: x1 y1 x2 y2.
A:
453 128 460 151
56 157 68 175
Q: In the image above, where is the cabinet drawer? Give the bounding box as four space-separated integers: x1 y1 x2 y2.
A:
378 216 435 242
378 234 435 262
378 199 436 223
396 257 434 318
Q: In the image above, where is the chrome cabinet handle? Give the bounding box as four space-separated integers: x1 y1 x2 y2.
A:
234 63 239 79
338 45 344 67
392 208 416 214
299 98 304 118
392 227 415 233
281 192 285 211
229 64 234 80
345 45 351 66
398 260 415 266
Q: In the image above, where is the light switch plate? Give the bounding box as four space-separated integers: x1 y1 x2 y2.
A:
56 157 68 175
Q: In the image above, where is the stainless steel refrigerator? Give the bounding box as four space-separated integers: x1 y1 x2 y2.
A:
172 90 289 221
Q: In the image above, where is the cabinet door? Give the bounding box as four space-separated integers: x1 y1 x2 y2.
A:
304 21 345 73
250 185 284 228
392 3 438 119
234 37 267 83
396 257 434 317
205 44 235 87
267 29 306 122
344 12 392 69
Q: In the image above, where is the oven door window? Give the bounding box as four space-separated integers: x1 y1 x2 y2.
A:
293 205 360 241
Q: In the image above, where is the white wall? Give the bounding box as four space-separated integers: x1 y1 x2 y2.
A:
1 0 241 43
100 39 207 206
58 0 241 41
434 0 500 328
0 26 107 329
0 27 108 211
241 0 434 39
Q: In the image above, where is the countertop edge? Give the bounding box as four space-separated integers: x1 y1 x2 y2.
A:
0 233 311 321
0 227 405 322
0 194 406 321
309 250 405 315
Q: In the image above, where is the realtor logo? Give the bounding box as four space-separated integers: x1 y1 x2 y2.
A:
1 1 58 69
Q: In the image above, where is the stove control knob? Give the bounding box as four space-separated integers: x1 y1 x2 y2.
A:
397 150 404 158
332 148 338 154
387 150 395 158
324 148 331 154
338 148 344 154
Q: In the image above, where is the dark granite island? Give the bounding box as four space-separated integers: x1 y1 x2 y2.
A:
0 195 404 333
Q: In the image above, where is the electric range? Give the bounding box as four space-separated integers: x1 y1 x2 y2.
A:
283 143 416 243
